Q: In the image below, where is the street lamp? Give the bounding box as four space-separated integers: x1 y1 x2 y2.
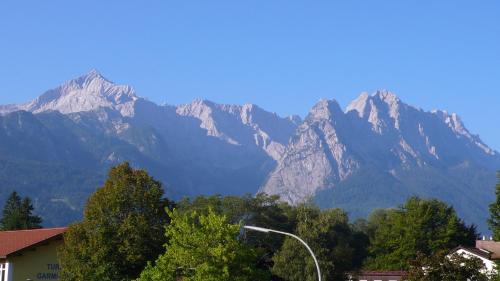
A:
243 225 322 281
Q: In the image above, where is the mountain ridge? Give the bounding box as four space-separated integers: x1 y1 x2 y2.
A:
0 70 498 233
261 91 499 231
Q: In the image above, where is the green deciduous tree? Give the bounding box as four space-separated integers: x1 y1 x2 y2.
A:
272 205 368 281
136 208 270 281
178 194 295 249
0 191 42 230
59 162 173 281
408 252 489 281
365 196 478 270
489 172 500 240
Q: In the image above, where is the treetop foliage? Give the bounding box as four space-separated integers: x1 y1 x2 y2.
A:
177 193 296 254
59 162 173 281
136 208 270 281
272 205 368 281
365 196 478 270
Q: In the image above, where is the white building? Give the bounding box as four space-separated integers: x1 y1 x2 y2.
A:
451 239 500 274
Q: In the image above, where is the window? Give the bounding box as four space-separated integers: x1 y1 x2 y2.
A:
0 263 6 281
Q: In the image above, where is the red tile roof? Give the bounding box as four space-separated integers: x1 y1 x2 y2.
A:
0 227 66 258
359 271 408 276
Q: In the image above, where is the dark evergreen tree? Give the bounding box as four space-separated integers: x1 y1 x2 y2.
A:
488 172 500 240
0 191 42 230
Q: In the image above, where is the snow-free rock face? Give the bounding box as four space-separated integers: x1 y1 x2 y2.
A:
176 100 298 160
346 91 405 133
263 91 499 200
261 91 500 231
262 99 359 203
0 70 139 116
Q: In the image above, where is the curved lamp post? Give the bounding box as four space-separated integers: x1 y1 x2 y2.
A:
243 225 322 281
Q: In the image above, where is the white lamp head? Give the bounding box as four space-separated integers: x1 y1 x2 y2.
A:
243 225 271 233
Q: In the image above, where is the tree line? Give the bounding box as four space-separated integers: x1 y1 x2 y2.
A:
2 163 500 280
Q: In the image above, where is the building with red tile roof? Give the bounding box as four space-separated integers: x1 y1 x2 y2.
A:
355 271 408 281
0 227 66 281
0 227 66 259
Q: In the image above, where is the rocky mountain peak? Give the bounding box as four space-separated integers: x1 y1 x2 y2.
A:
373 90 400 103
176 99 215 117
346 92 371 117
75 68 107 84
12 70 139 116
346 91 405 133
432 110 496 156
65 69 136 100
308 99 344 121
347 91 402 116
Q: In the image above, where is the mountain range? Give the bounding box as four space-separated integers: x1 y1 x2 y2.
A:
1 70 498 232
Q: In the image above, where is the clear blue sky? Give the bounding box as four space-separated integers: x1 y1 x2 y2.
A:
0 1 499 150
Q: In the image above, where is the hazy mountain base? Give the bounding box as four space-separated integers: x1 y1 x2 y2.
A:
0 158 103 226
315 165 496 233
0 109 276 226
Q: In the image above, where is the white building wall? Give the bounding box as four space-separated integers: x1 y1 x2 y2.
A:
3 262 12 281
454 249 496 273
7 262 12 281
